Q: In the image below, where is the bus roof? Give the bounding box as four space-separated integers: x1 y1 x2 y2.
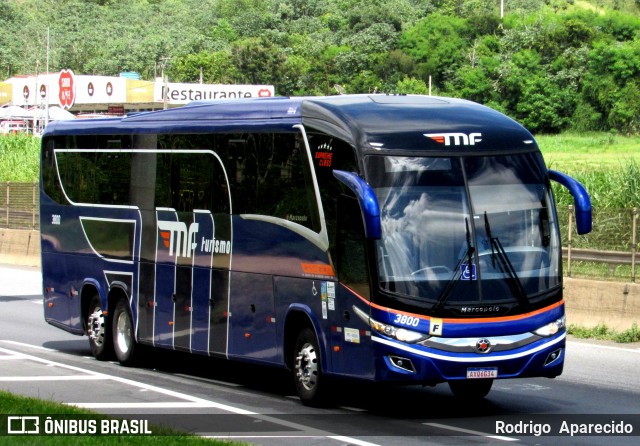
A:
300 95 536 152
43 94 537 152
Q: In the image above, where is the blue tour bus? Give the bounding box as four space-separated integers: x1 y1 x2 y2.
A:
39 94 591 405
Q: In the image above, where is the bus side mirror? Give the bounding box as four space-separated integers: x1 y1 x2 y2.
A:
548 170 592 235
333 170 381 239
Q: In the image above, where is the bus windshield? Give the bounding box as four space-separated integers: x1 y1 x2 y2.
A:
367 152 561 310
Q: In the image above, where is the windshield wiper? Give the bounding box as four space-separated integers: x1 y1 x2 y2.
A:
483 212 529 308
432 218 475 311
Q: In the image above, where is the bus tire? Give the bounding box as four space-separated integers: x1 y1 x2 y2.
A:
87 295 112 360
293 328 326 406
448 379 493 399
112 298 138 366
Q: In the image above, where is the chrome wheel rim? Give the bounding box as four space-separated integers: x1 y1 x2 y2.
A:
87 307 105 347
295 343 318 391
115 311 132 355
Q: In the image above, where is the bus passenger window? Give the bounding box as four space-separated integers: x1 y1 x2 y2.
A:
220 133 321 232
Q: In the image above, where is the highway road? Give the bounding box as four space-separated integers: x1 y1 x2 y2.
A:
0 264 639 445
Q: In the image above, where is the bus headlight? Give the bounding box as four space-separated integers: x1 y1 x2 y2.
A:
354 306 426 343
533 315 566 337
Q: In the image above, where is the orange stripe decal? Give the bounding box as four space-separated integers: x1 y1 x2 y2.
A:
345 286 564 324
301 262 335 277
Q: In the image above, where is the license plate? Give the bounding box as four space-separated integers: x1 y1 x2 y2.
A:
466 367 498 379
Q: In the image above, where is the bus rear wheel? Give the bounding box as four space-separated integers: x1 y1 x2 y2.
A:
112 298 138 366
448 379 493 399
293 328 326 406
87 295 112 360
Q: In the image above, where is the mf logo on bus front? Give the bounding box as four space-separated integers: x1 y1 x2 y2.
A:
157 221 199 258
424 132 482 146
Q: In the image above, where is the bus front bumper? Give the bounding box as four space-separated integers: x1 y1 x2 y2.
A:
371 331 566 384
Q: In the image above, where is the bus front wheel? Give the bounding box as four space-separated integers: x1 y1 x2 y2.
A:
448 379 493 399
112 298 138 366
293 328 326 406
87 295 112 360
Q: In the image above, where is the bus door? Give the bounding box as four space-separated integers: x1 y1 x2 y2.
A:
154 208 233 353
225 216 277 362
332 193 375 377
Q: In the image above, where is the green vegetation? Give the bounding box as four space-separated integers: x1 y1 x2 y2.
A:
568 322 640 343
3 1 640 134
537 132 640 209
0 390 240 445
0 134 40 182
537 132 640 171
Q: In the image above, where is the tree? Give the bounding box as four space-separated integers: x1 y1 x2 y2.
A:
170 51 239 84
232 38 287 91
399 14 470 88
397 77 431 95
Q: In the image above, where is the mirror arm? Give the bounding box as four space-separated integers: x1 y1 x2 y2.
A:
333 170 381 239
549 169 592 235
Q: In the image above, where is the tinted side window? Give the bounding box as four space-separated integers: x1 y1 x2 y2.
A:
306 129 359 258
48 134 230 214
45 132 320 232
217 132 321 232
54 150 132 205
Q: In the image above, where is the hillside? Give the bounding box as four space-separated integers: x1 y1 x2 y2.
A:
2 0 640 134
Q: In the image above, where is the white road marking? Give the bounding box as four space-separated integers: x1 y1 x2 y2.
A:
0 375 103 381
75 402 230 409
328 435 385 446
423 422 519 442
0 340 57 351
0 344 255 414
206 435 384 446
0 341 382 445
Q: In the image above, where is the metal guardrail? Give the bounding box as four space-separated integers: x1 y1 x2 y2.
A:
562 248 633 265
563 248 636 282
564 205 638 282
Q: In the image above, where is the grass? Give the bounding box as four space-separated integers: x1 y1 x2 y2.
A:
0 390 242 445
568 322 640 343
0 133 40 182
537 132 640 209
536 131 640 172
563 260 635 282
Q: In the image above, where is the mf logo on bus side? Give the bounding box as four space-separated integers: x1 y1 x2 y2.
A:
158 221 199 258
424 132 482 146
157 220 232 258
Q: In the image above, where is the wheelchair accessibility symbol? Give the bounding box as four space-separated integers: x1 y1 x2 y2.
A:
461 263 477 280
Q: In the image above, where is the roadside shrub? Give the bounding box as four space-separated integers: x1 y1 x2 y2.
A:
0 133 40 182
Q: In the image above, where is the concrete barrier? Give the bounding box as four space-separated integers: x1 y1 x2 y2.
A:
0 228 40 267
564 278 640 331
0 229 638 330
